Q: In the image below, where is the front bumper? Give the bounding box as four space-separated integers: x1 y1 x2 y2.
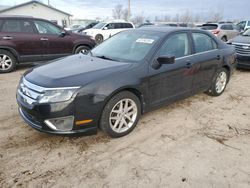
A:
19 107 97 135
236 54 250 69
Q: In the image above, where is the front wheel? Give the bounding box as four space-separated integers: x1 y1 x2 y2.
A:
74 45 90 54
100 91 141 138
206 68 229 96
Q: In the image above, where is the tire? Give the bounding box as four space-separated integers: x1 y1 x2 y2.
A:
95 34 103 44
100 91 141 138
206 68 229 96
74 45 90 54
221 36 227 42
0 49 17 73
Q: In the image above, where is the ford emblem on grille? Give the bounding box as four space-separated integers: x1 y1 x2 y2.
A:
21 86 31 97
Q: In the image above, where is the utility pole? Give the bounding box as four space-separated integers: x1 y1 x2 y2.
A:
48 0 50 6
128 0 131 20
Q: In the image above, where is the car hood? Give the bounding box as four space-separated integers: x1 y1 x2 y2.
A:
24 55 133 88
230 35 250 44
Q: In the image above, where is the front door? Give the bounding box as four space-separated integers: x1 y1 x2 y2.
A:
148 32 194 107
34 20 73 60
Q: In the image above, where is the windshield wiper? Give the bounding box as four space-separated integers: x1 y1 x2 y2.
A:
95 55 116 61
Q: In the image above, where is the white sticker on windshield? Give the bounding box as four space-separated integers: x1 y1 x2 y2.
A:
136 38 155 44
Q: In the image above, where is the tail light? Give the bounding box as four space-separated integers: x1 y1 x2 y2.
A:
212 29 220 35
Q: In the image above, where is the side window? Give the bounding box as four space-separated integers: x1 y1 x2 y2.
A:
2 20 34 33
114 23 122 29
192 33 217 53
247 21 250 26
34 20 61 34
221 24 233 30
0 19 3 30
237 21 246 30
125 23 133 28
106 23 115 29
159 33 191 58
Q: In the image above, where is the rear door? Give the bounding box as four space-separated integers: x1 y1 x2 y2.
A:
148 32 194 107
0 18 45 61
190 32 221 93
33 20 73 59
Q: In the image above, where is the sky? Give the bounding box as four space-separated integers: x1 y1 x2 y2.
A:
0 0 249 21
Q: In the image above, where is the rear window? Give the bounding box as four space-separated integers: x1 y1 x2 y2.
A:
1 19 34 33
202 24 218 30
124 23 133 28
221 24 234 30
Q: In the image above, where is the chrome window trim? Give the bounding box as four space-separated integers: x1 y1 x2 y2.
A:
176 49 218 60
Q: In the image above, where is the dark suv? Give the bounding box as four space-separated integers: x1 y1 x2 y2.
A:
0 16 96 73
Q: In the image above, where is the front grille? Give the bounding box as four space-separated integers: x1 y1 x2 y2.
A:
233 43 250 56
18 78 44 105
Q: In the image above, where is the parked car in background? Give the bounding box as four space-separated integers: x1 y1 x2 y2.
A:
202 23 240 42
64 24 81 31
17 27 236 138
0 16 96 73
237 20 250 32
138 22 154 28
83 20 135 44
228 29 250 69
75 21 99 33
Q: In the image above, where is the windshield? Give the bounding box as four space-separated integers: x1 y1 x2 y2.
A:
91 31 162 62
243 29 250 36
92 22 107 29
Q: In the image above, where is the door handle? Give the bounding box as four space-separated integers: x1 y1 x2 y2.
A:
185 61 192 68
216 55 221 60
40 38 48 41
2 36 13 40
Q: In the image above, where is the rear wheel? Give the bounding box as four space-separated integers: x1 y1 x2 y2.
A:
206 68 229 96
100 91 141 138
95 34 103 44
74 45 90 54
221 36 227 42
0 50 17 73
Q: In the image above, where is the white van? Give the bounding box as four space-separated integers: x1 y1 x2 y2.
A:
83 20 134 43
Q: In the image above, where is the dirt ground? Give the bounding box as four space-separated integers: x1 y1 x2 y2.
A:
0 65 250 188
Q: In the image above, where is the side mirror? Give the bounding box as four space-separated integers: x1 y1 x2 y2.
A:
157 56 175 64
60 30 67 37
103 27 108 30
152 55 175 69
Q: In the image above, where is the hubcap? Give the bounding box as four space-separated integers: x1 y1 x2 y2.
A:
215 71 227 93
109 99 138 133
79 49 88 54
0 54 12 70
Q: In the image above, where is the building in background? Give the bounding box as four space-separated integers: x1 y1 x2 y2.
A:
0 0 72 27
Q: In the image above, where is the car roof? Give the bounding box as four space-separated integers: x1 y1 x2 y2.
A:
137 26 199 33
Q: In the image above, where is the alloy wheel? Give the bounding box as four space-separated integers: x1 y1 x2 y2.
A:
0 54 12 71
109 98 138 133
215 71 227 93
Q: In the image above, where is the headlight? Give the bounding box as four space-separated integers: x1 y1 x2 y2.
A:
38 87 79 104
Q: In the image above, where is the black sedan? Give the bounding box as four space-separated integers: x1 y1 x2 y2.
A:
228 29 250 69
17 27 237 138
